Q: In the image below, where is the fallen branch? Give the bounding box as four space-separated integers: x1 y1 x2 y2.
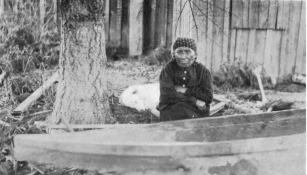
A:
237 91 261 101
252 67 267 104
45 124 113 130
11 72 59 116
0 119 10 127
210 102 226 115
28 110 53 117
27 110 53 124
226 102 256 114
214 94 255 114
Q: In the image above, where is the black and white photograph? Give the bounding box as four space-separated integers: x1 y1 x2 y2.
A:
0 0 306 174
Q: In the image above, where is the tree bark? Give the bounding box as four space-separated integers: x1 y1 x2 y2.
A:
47 0 111 124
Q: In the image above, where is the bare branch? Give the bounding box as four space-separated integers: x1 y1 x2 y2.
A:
174 0 188 37
188 0 199 40
191 1 228 39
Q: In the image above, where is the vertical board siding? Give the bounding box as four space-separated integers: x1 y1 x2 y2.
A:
180 0 305 77
267 0 278 29
246 29 256 62
259 0 269 28
166 0 174 49
232 0 243 28
229 29 237 62
254 30 267 64
279 1 302 76
206 1 214 70
249 0 259 28
277 0 290 29
263 30 282 82
211 0 225 71
222 0 231 62
295 1 306 74
242 0 250 28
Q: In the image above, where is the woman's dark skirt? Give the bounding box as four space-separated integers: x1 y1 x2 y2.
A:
160 102 210 122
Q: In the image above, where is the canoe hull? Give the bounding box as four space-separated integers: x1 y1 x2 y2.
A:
14 109 306 174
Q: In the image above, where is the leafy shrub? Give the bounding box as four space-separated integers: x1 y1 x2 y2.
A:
141 45 172 65
213 59 260 89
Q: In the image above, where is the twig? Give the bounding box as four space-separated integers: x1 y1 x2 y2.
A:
174 0 189 37
0 119 10 127
27 110 52 124
188 0 199 40
28 162 44 174
28 110 53 117
192 1 228 39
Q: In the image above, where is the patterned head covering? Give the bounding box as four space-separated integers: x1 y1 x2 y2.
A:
173 37 197 52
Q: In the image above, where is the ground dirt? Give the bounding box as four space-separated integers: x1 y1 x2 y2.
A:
0 59 306 175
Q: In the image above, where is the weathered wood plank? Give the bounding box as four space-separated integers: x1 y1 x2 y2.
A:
206 1 214 71
172 0 180 39
263 30 282 84
236 29 250 63
193 0 207 66
0 0 4 15
249 0 259 28
211 0 225 71
234 29 242 61
12 72 59 115
276 0 290 29
279 1 302 77
301 46 306 74
129 0 143 55
254 30 266 64
267 0 278 29
229 29 237 62
295 1 306 74
235 29 249 62
222 0 231 62
242 0 249 28
258 0 269 28
231 0 243 28
246 29 256 63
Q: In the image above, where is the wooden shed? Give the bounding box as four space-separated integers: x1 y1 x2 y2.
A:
173 0 306 79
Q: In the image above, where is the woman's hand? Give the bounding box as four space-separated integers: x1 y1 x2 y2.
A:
196 99 206 110
175 86 187 93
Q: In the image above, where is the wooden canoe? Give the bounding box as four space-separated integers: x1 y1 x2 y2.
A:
14 109 306 175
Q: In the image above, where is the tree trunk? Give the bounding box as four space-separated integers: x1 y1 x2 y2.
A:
47 0 112 124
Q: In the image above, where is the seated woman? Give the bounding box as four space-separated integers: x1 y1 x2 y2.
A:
157 37 213 121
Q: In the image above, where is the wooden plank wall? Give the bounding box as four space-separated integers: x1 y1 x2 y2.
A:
173 0 306 80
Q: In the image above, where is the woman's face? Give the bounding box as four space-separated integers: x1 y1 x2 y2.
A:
174 47 197 67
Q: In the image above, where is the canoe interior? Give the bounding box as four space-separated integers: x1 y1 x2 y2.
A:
33 109 305 143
